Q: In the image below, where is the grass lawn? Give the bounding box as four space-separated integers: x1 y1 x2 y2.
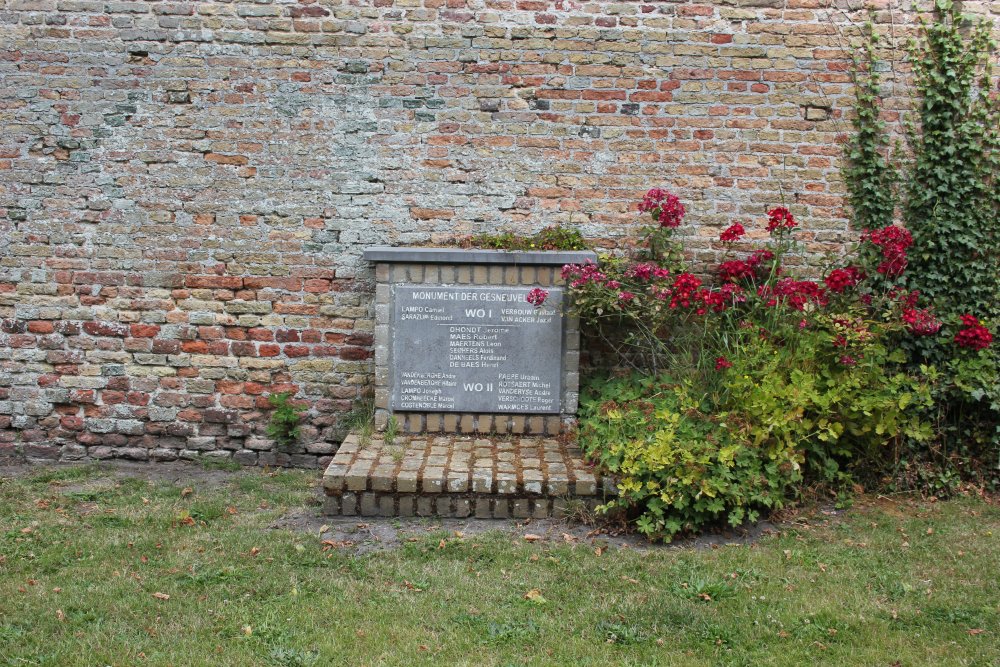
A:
1 462 997 666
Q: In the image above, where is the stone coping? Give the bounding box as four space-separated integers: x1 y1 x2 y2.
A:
363 246 597 266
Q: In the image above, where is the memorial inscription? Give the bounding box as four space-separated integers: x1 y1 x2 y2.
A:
391 286 564 414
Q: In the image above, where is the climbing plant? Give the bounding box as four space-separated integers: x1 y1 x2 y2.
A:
843 0 1000 487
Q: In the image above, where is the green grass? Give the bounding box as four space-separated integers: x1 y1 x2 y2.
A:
1 464 998 666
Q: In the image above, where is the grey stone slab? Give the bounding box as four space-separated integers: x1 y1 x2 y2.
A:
390 286 563 414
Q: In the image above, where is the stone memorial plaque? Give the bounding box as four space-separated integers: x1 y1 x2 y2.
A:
391 285 564 414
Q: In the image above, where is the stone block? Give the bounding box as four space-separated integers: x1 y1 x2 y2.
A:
359 493 378 516
475 498 492 519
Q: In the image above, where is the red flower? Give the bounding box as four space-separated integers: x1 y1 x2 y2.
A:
902 308 942 336
863 225 912 277
638 187 686 228
720 223 746 242
715 356 733 371
669 273 702 309
954 314 992 350
526 288 549 307
765 207 796 233
562 261 607 288
625 262 671 282
618 291 635 302
746 249 775 270
717 260 755 283
760 278 828 311
824 266 865 293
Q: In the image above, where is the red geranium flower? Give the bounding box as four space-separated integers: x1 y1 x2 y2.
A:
715 356 733 371
526 288 549 307
638 187 686 228
720 223 746 243
954 314 992 350
824 266 865 293
766 207 796 233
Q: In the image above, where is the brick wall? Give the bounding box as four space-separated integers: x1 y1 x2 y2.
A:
1 0 998 465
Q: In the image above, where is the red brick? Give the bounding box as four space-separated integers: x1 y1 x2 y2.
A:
284 345 310 358
345 332 374 346
127 392 150 406
198 326 225 340
248 328 274 341
28 320 54 334
258 344 281 357
216 380 244 394
231 342 257 357
130 323 160 338
340 347 372 361
102 391 126 404
181 340 208 354
186 275 244 289
303 279 330 293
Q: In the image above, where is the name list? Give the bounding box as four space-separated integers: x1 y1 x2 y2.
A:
391 286 563 414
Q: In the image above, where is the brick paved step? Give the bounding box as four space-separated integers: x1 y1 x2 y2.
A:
321 432 615 518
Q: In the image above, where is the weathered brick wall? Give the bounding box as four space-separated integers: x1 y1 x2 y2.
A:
1 0 997 465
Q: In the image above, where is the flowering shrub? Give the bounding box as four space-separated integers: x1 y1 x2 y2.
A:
569 188 992 540
526 288 549 308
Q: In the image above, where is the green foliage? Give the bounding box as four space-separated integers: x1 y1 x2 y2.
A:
469 225 589 251
844 0 1000 482
579 376 793 541
843 17 897 233
384 414 399 447
903 0 1000 321
266 392 306 448
579 318 932 541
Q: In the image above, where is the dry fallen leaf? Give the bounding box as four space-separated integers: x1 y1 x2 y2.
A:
968 628 985 636
55 609 65 622
523 533 542 542
249 547 261 557
594 547 603 557
437 539 447 550
152 592 170 601
181 487 193 498
523 588 546 604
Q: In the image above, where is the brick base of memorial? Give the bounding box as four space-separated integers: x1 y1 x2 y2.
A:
321 432 615 519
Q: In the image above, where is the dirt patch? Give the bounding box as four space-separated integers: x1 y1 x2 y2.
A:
270 510 783 555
